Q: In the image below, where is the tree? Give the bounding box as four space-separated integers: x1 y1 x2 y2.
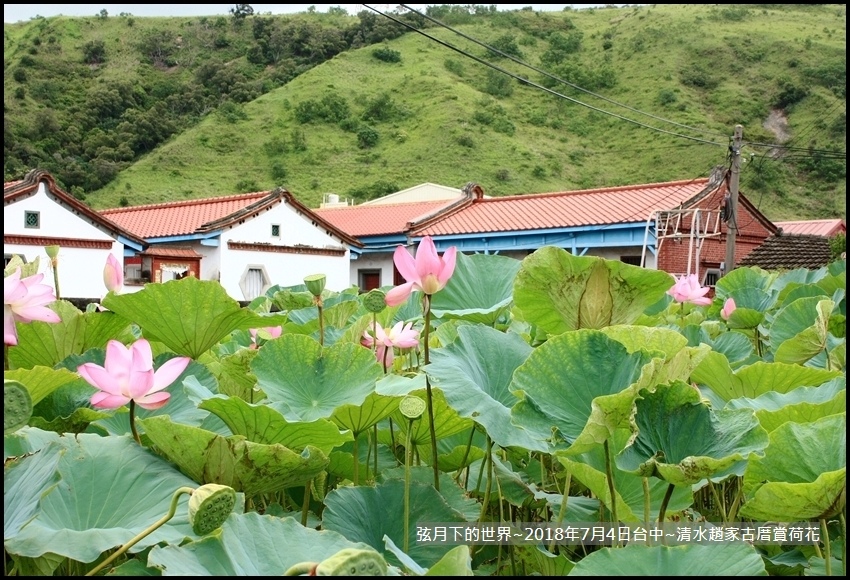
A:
230 4 254 19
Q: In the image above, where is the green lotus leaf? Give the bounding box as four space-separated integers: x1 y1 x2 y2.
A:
200 396 351 455
715 266 776 296
424 545 473 576
528 488 601 524
514 247 675 334
725 377 846 432
4 433 198 563
558 429 693 522
617 381 769 486
331 391 402 437
691 355 841 402
322 479 465 568
376 373 427 397
138 415 328 495
381 466 480 521
105 559 162 576
725 307 766 330
779 284 831 309
425 324 539 449
4 367 80 407
771 298 833 365
602 325 711 385
4 254 40 278
147 512 372 575
4 438 62 540
512 545 575 577
9 300 132 369
208 347 259 401
709 331 756 368
570 542 767 576
430 252 521 324
509 329 660 455
101 277 288 359
251 334 382 422
740 413 846 521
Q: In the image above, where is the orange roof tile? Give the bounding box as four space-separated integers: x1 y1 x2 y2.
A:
101 192 269 238
412 179 712 236
315 200 456 237
775 219 846 237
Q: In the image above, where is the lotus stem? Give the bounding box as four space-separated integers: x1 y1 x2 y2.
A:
477 437 494 525
455 426 476 486
840 511 846 576
301 481 312 527
603 439 618 529
404 417 415 553
4 344 9 371
549 470 572 553
727 477 744 522
353 434 360 485
317 301 324 346
709 480 727 523
657 483 675 525
642 477 651 524
129 400 141 446
821 518 832 576
85 486 194 576
422 294 440 491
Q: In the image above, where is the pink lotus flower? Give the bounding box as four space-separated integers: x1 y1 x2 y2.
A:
103 253 124 293
362 321 420 369
720 298 737 320
666 273 712 306
249 326 282 349
4 268 61 346
77 339 191 410
385 236 457 307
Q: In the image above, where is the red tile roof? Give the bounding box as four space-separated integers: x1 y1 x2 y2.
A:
139 247 203 258
314 200 457 237
411 178 713 236
775 219 846 237
102 192 269 238
101 188 362 247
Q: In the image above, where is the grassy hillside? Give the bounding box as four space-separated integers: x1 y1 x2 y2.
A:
4 5 846 221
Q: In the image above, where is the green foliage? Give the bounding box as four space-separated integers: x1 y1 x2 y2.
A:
371 46 402 63
488 34 524 59
356 125 379 149
829 232 845 260
82 40 107 65
483 69 514 98
443 58 464 76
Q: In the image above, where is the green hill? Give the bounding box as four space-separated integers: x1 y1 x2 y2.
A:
4 5 845 220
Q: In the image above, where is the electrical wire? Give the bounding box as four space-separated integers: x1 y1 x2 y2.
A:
362 4 727 149
398 3 729 140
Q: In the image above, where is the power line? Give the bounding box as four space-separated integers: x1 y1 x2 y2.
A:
398 3 729 141
362 4 727 149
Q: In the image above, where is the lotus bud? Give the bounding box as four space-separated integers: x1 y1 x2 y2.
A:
4 380 33 435
103 253 124 294
304 274 326 298
363 289 387 313
315 548 388 576
188 483 237 535
399 395 426 420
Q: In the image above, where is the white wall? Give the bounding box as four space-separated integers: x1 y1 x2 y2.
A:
349 252 396 288
219 201 352 298
4 183 126 299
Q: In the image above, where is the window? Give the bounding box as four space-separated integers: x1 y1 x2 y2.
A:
620 256 642 266
271 224 280 238
239 265 271 300
358 269 381 293
703 268 722 288
24 211 40 229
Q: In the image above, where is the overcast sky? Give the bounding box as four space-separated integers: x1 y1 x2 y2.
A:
4 4 613 23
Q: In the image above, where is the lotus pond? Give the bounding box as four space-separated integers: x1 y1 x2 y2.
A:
4 245 846 576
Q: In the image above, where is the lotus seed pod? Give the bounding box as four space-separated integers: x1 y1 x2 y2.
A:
362 289 387 313
314 549 388 576
188 484 237 536
4 380 33 434
44 245 60 259
304 274 327 298
399 396 426 419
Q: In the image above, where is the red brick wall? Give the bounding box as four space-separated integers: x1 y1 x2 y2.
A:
656 184 774 279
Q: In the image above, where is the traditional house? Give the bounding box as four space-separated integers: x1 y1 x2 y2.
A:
101 188 362 300
318 170 778 291
4 169 146 300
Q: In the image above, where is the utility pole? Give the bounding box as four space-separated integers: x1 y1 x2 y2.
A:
724 125 743 276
